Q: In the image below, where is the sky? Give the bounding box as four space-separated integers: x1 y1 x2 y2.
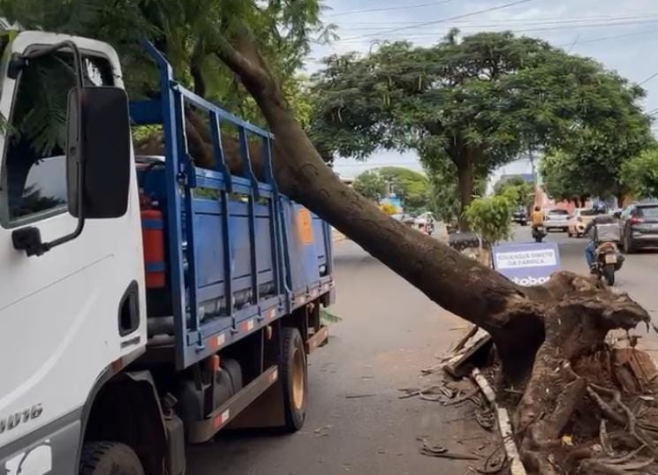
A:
308 0 658 181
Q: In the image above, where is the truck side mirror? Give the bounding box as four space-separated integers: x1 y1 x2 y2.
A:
67 86 131 219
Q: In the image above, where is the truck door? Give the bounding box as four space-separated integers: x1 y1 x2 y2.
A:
0 32 145 471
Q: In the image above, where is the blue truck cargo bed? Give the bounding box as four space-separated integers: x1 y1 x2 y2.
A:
130 41 334 370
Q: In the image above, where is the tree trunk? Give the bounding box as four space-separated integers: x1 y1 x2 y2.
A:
213 37 544 373
456 157 474 231
210 36 651 474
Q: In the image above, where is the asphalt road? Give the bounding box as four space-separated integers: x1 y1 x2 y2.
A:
188 239 489 475
188 227 658 475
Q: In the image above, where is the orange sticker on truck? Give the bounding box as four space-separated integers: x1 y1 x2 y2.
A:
296 208 314 245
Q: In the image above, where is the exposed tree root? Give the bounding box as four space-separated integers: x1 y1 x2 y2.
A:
502 273 653 475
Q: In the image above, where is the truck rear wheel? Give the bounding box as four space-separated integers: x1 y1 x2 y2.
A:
79 442 145 475
281 327 307 432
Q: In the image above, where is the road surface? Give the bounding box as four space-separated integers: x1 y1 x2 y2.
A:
188 227 658 475
188 239 489 475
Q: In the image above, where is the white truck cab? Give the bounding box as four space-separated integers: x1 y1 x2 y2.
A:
0 32 144 474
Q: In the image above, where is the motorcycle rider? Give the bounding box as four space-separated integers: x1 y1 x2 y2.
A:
530 206 544 231
583 206 616 272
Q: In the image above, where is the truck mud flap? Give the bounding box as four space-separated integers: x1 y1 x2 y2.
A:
306 325 329 354
186 366 279 443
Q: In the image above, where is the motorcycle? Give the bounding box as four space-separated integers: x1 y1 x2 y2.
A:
593 241 624 285
532 225 547 243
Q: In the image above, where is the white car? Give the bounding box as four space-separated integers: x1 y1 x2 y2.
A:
544 208 570 232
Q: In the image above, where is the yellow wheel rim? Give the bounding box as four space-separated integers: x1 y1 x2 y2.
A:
292 348 305 410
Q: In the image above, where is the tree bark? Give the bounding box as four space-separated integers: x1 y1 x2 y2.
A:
456 155 474 231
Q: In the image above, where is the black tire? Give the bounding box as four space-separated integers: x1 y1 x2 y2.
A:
603 264 615 286
79 442 145 475
280 327 307 432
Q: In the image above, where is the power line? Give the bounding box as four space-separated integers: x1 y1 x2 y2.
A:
338 14 658 28
553 28 658 47
341 12 658 28
640 70 658 86
338 18 658 41
339 0 535 41
326 0 459 18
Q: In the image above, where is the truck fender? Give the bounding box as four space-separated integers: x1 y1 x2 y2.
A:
81 370 167 475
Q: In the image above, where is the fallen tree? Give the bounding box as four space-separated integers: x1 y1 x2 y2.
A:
202 33 653 475
138 36 655 473
5 0 652 469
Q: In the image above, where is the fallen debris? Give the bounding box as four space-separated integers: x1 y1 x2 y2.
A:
443 329 492 379
418 438 480 461
314 425 332 437
344 393 376 399
471 368 527 475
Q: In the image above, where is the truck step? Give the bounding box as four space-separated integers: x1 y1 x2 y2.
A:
306 326 329 354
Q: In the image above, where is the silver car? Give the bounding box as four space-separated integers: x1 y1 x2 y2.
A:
544 208 570 232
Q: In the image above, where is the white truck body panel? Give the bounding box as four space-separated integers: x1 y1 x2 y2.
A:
0 31 145 457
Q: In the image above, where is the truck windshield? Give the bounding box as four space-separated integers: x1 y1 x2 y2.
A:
1 49 114 225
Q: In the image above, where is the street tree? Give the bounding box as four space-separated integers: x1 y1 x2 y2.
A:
540 152 592 206
378 167 429 213
309 31 651 230
621 148 658 200
541 125 652 206
426 159 486 224
2 4 652 472
352 170 385 202
464 195 515 245
353 167 429 213
494 176 535 210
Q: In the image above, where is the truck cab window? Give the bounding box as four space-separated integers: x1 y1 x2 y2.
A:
1 51 114 225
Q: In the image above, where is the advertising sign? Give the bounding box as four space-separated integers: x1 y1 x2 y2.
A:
491 242 561 286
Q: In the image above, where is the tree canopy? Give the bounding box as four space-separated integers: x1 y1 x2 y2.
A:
353 167 429 214
309 30 652 227
621 149 658 200
494 176 534 209
464 195 515 245
539 152 585 203
0 0 332 124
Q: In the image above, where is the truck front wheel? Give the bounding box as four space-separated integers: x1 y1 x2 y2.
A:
281 327 307 432
79 442 145 475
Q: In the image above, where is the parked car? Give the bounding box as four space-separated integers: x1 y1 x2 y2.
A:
512 206 528 226
619 202 658 253
567 208 608 237
544 208 570 232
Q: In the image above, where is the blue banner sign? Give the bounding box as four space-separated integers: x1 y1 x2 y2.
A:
491 242 561 286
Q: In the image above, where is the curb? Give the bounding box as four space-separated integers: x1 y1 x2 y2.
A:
471 368 527 475
470 342 658 475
